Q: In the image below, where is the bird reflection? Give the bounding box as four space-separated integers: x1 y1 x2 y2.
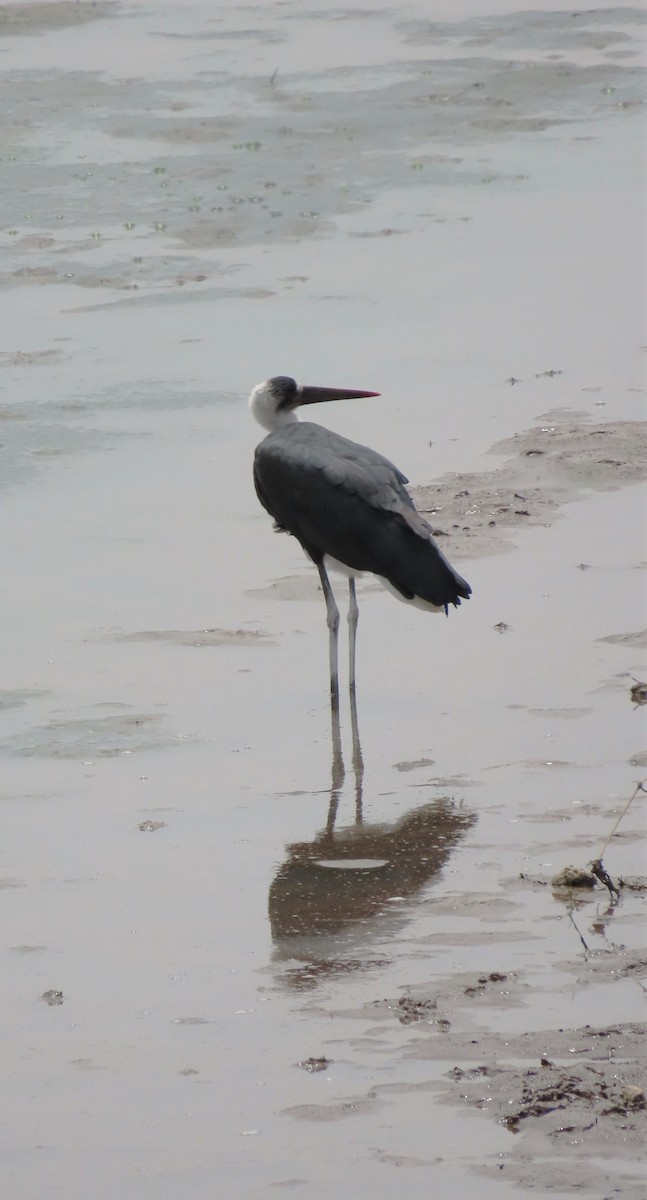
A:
326 688 363 834
269 697 476 983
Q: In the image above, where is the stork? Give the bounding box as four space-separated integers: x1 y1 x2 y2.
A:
250 376 471 702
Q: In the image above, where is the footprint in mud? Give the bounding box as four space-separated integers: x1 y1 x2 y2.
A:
598 629 647 649
0 712 183 758
115 627 274 647
0 688 50 710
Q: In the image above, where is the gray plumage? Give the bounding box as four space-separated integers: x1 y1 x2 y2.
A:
254 421 471 611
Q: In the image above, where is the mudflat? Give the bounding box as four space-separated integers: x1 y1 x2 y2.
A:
1 3 645 1198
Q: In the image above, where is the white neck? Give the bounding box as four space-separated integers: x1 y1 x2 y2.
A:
249 381 301 433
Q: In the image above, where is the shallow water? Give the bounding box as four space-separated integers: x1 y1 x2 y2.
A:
1 2 646 1197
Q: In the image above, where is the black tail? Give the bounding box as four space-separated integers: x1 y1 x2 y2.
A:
382 525 471 610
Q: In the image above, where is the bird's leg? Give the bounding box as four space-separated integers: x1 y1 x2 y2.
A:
347 577 359 695
316 560 340 704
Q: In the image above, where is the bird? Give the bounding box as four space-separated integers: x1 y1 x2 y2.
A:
250 375 471 702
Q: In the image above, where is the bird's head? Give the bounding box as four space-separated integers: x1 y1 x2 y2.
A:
249 376 380 432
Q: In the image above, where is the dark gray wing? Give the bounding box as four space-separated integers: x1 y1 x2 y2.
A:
254 421 470 608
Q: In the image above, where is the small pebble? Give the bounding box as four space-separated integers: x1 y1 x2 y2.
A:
42 989 64 1006
298 1056 331 1073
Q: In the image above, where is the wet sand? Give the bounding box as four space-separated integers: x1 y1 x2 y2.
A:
1 2 646 1197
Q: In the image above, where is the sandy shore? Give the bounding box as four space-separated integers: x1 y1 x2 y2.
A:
1 2 645 1198
413 412 647 558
